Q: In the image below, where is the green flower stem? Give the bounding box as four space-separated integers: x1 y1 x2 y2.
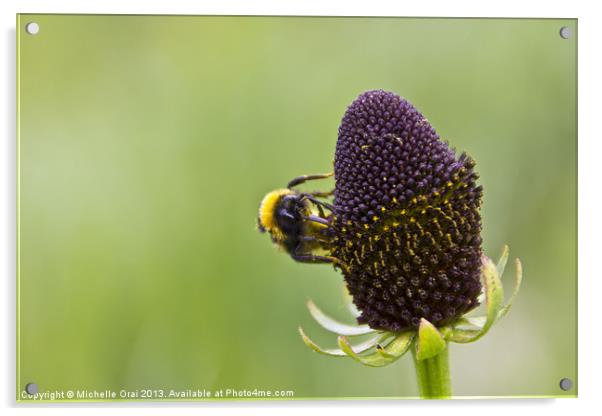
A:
411 341 451 399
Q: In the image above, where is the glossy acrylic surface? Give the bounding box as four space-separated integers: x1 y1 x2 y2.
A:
17 15 577 400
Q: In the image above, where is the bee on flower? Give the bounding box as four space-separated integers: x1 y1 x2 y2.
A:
258 90 522 398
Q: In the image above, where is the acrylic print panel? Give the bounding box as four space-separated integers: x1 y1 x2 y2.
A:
17 15 577 401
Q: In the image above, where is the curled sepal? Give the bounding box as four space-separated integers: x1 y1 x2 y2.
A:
496 244 510 277
306 299 374 336
337 332 413 367
453 316 486 329
476 245 509 305
375 331 414 359
447 249 523 343
443 328 481 343
298 327 384 357
446 256 504 344
498 258 523 320
415 319 447 360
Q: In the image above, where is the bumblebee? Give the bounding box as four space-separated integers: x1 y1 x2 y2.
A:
258 172 343 268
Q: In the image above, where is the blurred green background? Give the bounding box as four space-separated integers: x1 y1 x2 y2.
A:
17 15 576 399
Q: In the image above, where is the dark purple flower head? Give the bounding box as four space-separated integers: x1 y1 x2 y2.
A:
330 90 483 332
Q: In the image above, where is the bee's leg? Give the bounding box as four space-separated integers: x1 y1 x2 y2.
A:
302 214 330 226
316 203 326 218
307 195 334 212
291 251 348 271
299 195 327 217
299 194 334 213
299 235 330 245
308 189 334 198
291 253 335 264
287 172 334 189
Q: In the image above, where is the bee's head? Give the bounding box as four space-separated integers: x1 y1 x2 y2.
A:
258 189 306 241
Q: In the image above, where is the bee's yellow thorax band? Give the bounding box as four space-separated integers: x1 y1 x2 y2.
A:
258 189 294 239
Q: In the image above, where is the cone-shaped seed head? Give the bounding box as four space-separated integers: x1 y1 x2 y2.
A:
331 90 483 332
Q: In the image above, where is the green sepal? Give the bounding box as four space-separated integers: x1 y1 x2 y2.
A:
415 319 446 360
447 251 523 343
375 331 414 359
446 256 504 344
453 316 486 329
476 245 509 305
498 258 523 319
444 327 482 343
496 244 510 277
307 299 374 336
298 326 384 357
337 331 413 367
